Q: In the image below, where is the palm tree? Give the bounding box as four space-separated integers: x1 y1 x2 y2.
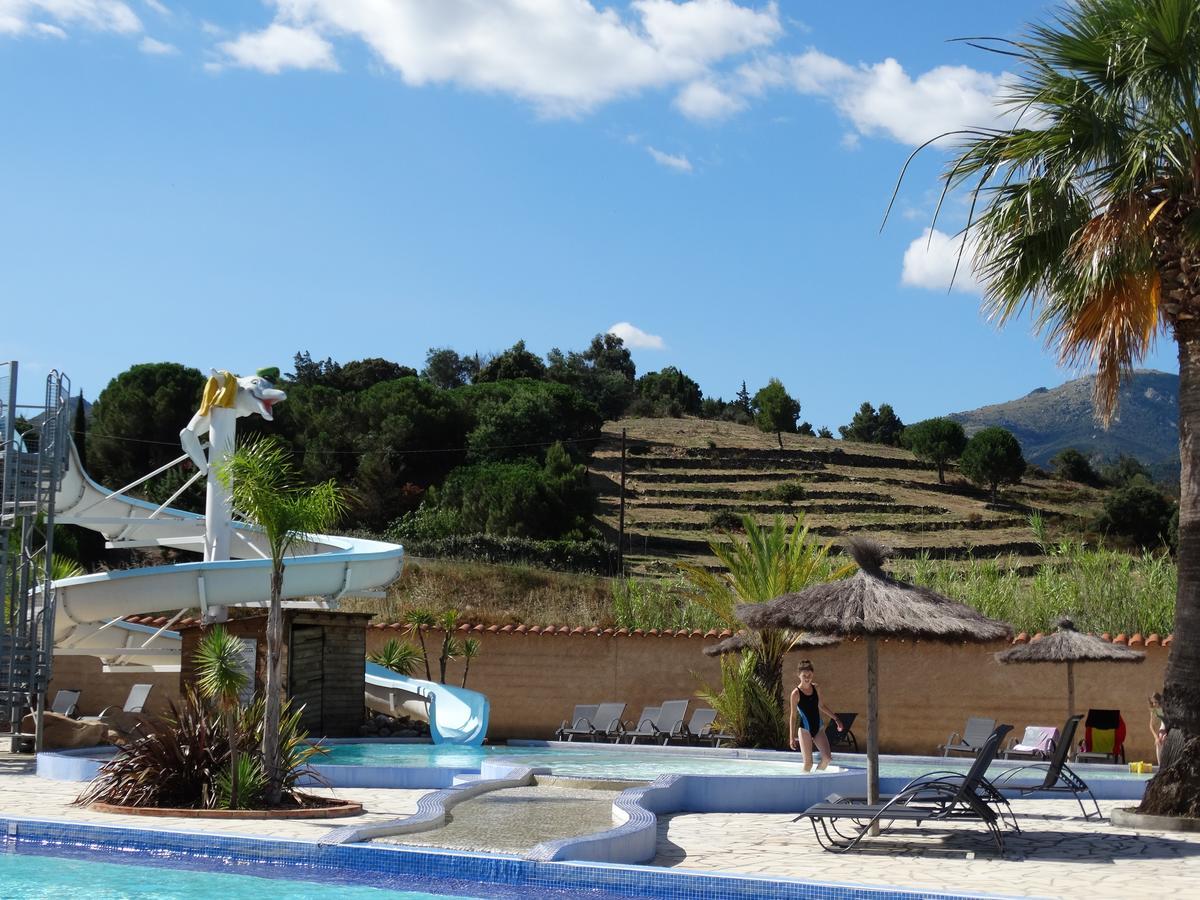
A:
893 0 1200 814
403 609 436 681
369 638 424 677
194 625 249 809
679 515 851 745
437 608 461 684
217 437 345 805
460 637 481 689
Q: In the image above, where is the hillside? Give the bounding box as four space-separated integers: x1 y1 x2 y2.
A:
589 418 1105 576
946 369 1179 479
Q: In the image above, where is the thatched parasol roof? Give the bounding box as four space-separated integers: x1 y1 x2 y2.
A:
995 618 1146 664
737 539 1012 643
702 630 840 657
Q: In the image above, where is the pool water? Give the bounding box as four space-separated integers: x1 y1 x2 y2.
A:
319 743 1149 783
321 744 830 780
0 849 459 899
0 844 627 899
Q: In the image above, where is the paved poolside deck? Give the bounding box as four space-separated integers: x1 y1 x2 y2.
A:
3 752 1199 898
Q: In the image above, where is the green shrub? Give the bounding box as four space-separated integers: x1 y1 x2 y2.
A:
767 482 806 504
1097 478 1175 549
395 534 619 575
708 509 744 531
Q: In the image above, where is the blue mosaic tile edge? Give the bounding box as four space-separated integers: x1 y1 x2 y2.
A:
0 814 1026 900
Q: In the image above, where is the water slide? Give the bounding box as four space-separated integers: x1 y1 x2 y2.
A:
47 441 490 744
364 662 489 746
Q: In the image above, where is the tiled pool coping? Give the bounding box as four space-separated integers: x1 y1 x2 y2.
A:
0 814 1026 900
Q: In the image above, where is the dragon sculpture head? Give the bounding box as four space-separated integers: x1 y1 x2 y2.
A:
180 367 287 472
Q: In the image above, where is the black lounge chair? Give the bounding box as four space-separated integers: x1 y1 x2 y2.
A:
559 702 626 742
798 724 1015 855
824 712 858 752
938 716 996 757
990 714 1101 819
665 708 717 746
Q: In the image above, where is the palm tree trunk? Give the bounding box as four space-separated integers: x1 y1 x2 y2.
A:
1140 317 1200 816
461 659 471 689
417 633 432 681
262 562 285 805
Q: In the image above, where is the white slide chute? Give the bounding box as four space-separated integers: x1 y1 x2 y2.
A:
365 662 490 746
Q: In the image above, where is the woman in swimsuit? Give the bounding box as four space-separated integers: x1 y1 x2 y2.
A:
1150 692 1167 766
788 659 843 771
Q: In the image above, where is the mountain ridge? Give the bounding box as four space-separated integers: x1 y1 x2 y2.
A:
945 370 1179 478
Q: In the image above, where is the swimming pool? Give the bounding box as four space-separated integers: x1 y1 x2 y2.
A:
319 743 836 780
0 842 612 899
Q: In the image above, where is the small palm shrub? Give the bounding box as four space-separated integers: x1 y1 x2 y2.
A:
369 638 424 677
697 653 788 749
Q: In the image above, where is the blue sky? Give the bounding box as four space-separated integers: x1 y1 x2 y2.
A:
0 1 1178 432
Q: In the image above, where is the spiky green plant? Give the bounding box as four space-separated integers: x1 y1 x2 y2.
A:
75 689 224 810
217 436 345 804
460 637 481 689
437 608 461 684
403 608 436 680
194 626 249 809
369 638 425 677
679 515 852 747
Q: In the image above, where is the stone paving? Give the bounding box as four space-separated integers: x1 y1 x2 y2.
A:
0 756 429 843
4 752 1200 898
655 799 1200 898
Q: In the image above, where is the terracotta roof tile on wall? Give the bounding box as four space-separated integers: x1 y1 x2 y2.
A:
120 615 1177 644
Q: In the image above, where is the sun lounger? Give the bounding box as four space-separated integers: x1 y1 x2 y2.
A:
559 702 626 742
80 683 153 723
1003 724 1059 760
991 714 1101 819
824 712 858 752
799 723 1015 855
1076 709 1127 764
938 716 996 757
50 689 81 718
555 704 599 741
623 700 689 745
665 708 719 746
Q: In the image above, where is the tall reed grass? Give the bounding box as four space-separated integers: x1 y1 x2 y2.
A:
892 545 1176 636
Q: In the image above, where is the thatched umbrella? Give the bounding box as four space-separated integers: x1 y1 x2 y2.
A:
737 538 1011 807
995 617 1144 718
703 630 840 657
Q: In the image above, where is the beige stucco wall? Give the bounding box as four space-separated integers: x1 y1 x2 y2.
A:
51 628 1168 762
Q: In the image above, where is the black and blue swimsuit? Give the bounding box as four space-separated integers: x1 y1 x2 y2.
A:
796 684 822 736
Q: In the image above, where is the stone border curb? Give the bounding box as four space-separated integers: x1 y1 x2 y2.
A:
1110 807 1200 832
88 799 363 819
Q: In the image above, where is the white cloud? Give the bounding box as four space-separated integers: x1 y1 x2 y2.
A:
705 49 1012 144
609 321 666 350
138 34 174 54
674 79 744 120
0 1 141 36
216 0 780 115
217 23 337 74
33 21 64 37
199 19 221 35
901 228 983 294
646 146 693 172
142 0 168 14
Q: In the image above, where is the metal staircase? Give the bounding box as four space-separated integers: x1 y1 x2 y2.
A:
1 362 70 751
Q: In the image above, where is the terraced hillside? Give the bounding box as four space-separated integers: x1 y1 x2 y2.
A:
589 418 1106 576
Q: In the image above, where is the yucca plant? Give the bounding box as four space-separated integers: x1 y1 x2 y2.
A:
238 696 329 800
697 653 789 749
194 626 249 809
369 638 424 677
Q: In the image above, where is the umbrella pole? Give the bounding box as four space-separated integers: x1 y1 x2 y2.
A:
1067 661 1075 719
866 635 880 834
